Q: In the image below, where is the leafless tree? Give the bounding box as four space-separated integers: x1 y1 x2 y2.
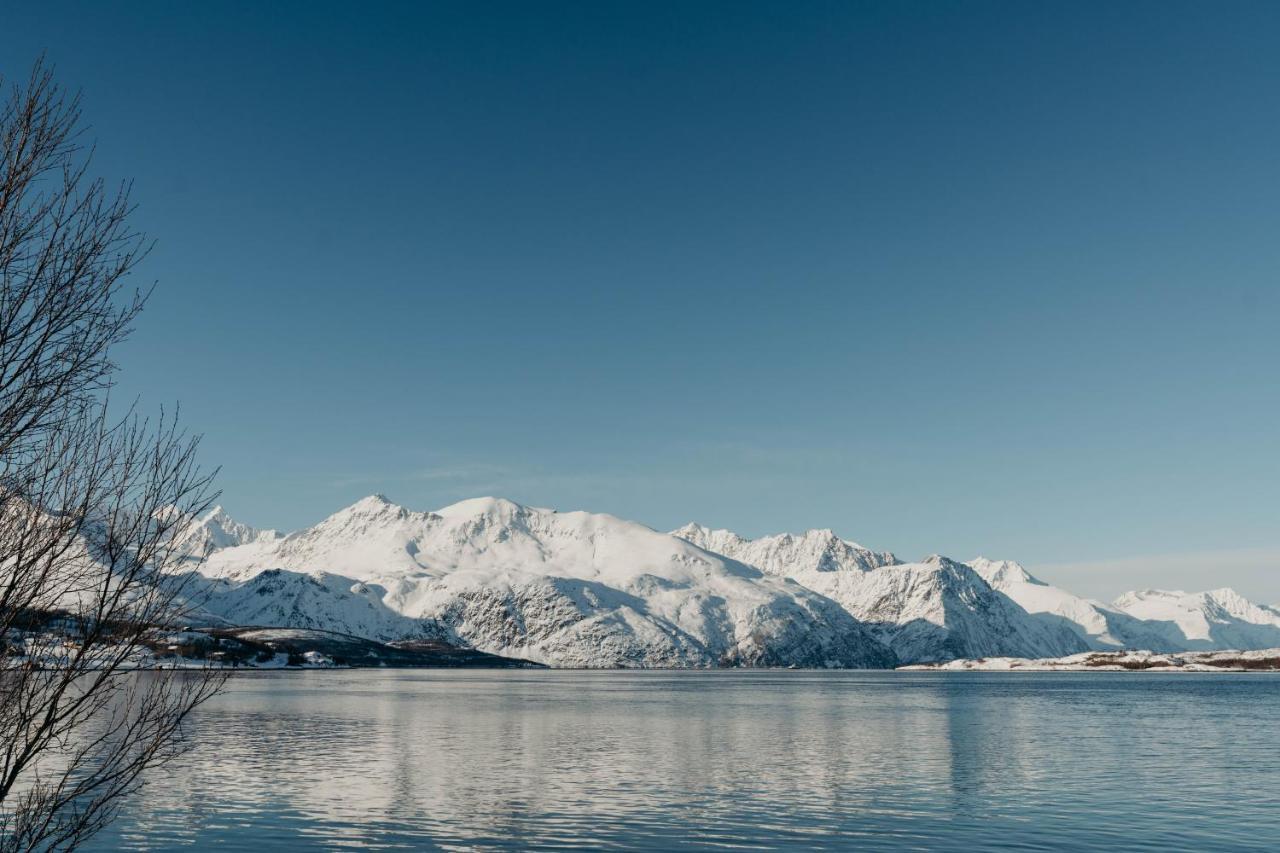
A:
0 60 222 851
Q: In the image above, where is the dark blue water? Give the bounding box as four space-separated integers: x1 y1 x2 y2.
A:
90 671 1280 851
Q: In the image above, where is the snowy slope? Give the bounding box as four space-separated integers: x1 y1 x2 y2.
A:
803 556 1086 662
1111 588 1280 651
194 496 896 669
967 558 1177 651
672 528 1084 662
190 571 419 641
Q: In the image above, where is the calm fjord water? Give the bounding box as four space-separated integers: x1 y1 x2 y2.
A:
92 671 1280 851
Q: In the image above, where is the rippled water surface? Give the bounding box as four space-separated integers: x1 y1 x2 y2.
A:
89 670 1280 851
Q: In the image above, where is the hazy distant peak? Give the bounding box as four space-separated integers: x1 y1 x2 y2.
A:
179 504 279 555
1111 586 1280 646
1112 588 1186 607
670 521 717 538
967 557 1037 586
671 523 896 576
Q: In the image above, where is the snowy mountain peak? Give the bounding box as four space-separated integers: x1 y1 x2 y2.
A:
348 493 399 512
967 557 1037 586
434 496 534 521
320 494 415 523
1202 587 1254 608
178 504 279 556
671 521 716 539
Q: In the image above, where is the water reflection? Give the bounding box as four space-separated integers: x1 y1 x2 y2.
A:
91 671 1280 851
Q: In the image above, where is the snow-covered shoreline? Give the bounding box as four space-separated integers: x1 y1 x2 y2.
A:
900 648 1280 672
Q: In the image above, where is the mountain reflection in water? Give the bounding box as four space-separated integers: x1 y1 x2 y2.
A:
91 670 1280 851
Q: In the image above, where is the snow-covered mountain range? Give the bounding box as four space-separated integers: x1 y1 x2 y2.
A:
174 496 1280 668
672 526 1085 662
967 558 1280 651
186 496 893 668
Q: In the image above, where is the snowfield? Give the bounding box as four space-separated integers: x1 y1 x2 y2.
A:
168 496 1280 668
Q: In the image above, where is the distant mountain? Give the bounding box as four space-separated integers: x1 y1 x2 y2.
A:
836 556 1087 661
673 528 1084 661
967 558 1177 651
178 505 280 557
670 525 898 575
1111 588 1280 651
191 496 896 669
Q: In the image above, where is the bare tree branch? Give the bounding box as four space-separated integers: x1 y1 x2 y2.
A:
0 58 222 853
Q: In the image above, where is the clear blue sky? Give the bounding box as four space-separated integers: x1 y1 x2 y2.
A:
4 2 1278 599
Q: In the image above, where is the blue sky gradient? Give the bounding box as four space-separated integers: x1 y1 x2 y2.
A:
4 2 1278 598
